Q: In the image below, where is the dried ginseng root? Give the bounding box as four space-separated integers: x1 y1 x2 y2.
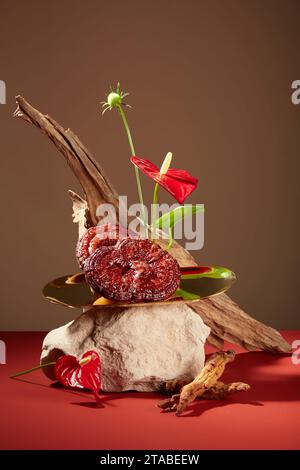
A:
158 350 250 416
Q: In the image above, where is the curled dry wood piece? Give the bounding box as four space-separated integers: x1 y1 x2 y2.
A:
158 350 250 416
14 95 119 225
14 95 291 353
68 190 93 239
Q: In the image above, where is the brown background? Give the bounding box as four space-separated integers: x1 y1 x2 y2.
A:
0 0 299 330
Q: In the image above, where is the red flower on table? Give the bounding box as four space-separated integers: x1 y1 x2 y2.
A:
55 350 102 405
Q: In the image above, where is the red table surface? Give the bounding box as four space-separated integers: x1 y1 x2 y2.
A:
0 331 299 450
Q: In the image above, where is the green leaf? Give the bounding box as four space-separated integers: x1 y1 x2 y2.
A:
153 204 204 230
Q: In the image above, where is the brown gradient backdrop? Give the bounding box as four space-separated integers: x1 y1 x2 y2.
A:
0 0 299 330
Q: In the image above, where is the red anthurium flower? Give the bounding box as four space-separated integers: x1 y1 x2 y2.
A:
131 155 198 204
55 350 102 404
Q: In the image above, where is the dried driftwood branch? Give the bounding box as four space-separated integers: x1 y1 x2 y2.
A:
158 350 250 415
68 190 93 239
14 96 119 225
14 95 291 353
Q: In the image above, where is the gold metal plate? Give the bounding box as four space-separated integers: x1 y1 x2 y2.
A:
43 267 236 309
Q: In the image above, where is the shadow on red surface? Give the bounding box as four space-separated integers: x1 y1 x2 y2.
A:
11 350 299 417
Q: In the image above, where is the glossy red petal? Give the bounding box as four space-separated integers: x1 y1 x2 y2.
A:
80 351 102 393
166 168 198 185
131 156 198 204
55 355 84 390
130 156 159 176
159 173 198 204
54 350 101 394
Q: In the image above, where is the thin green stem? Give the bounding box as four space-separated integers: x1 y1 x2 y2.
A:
117 105 135 155
167 227 173 250
10 362 56 379
151 182 173 247
117 105 146 224
151 182 159 239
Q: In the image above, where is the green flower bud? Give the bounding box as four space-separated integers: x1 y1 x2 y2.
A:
101 83 131 115
107 92 122 108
